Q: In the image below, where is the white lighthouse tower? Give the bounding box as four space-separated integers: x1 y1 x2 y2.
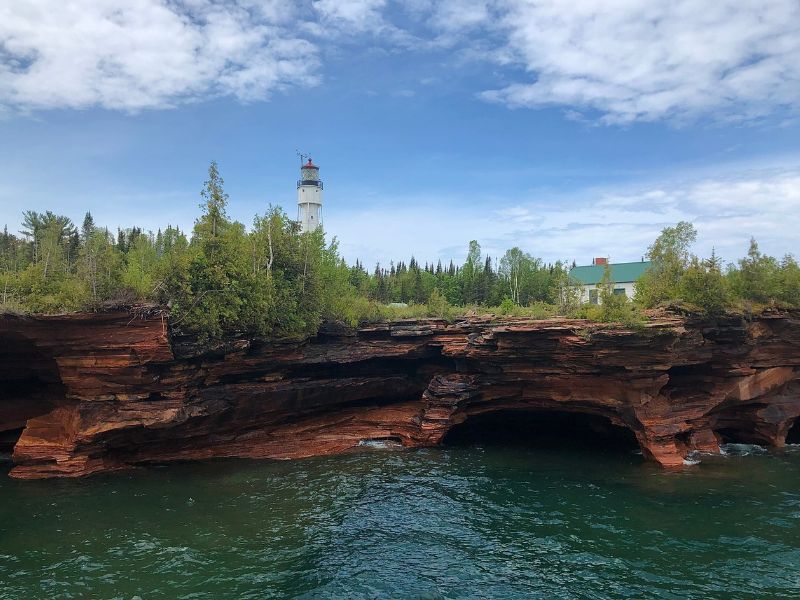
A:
297 157 323 233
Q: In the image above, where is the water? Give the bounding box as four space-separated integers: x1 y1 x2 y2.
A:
2 444 800 599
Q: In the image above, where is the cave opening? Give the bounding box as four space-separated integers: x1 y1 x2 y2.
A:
713 418 769 446
715 426 776 446
0 332 65 454
710 403 776 446
442 409 640 455
787 420 800 445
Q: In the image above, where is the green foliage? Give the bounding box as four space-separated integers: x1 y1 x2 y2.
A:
80 228 123 304
733 238 780 303
679 255 729 315
122 234 158 297
775 255 800 306
634 222 798 314
198 161 229 240
635 221 697 306
592 264 644 326
365 240 567 312
5 168 798 339
527 301 559 319
172 221 253 341
553 263 583 316
498 247 554 306
13 262 88 313
498 297 515 315
426 288 453 319
492 299 558 319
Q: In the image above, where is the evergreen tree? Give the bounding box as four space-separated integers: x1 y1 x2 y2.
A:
117 228 126 252
198 161 229 240
82 213 95 245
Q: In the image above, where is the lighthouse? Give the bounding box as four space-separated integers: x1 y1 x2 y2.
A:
297 157 323 233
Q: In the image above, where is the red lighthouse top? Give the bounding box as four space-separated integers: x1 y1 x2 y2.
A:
304 158 318 169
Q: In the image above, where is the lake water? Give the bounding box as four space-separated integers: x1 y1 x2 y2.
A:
1 443 799 599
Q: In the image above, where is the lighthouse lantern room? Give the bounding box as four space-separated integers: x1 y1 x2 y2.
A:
297 157 323 233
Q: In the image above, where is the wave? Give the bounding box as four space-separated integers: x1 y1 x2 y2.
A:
357 438 404 449
720 443 768 457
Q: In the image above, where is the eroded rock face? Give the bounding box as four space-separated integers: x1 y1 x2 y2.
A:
1 309 798 478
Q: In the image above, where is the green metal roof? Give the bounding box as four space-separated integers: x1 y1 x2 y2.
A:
569 261 652 285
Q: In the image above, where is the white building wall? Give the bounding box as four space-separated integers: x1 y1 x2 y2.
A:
298 185 322 233
579 281 636 304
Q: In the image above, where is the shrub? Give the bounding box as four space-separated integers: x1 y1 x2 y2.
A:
679 257 729 315
426 288 453 319
498 297 515 315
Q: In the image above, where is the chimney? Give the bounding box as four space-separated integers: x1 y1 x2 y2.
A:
593 257 608 266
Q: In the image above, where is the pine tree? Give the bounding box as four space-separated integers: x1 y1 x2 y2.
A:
81 212 95 245
198 161 229 240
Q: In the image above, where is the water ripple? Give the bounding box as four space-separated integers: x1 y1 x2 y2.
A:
1 446 799 599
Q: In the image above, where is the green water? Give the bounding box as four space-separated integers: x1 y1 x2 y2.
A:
1 444 799 599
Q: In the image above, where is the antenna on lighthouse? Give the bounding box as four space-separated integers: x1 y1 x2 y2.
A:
296 149 309 166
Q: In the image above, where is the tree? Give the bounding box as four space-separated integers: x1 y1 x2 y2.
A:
38 214 75 279
499 247 524 304
372 263 390 302
20 211 76 274
78 228 121 303
735 238 779 303
198 161 229 241
169 161 244 339
635 221 697 307
498 247 549 305
775 255 800 306
251 206 283 277
553 261 582 315
81 212 95 245
426 288 451 318
461 240 483 304
680 255 729 315
595 263 641 325
122 233 158 297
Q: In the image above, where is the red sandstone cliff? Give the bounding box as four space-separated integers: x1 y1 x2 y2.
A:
1 309 798 479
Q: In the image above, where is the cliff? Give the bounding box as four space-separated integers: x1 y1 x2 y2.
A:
1 309 799 479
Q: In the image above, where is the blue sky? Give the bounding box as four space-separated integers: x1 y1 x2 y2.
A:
1 0 799 268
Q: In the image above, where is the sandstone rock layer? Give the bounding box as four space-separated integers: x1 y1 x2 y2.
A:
1 310 798 478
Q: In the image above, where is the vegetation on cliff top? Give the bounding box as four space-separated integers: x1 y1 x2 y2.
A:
634 221 800 315
1 162 798 339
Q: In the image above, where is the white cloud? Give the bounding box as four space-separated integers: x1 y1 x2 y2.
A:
303 0 800 124
326 164 800 267
312 0 386 30
429 0 491 34
3 1 798 123
0 1 320 112
479 0 800 123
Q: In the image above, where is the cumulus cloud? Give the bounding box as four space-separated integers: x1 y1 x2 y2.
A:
479 0 800 123
326 164 800 267
0 1 320 112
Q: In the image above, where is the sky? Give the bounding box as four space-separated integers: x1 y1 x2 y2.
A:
1 0 799 269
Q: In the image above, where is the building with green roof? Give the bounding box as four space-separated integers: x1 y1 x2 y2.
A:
569 258 651 304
